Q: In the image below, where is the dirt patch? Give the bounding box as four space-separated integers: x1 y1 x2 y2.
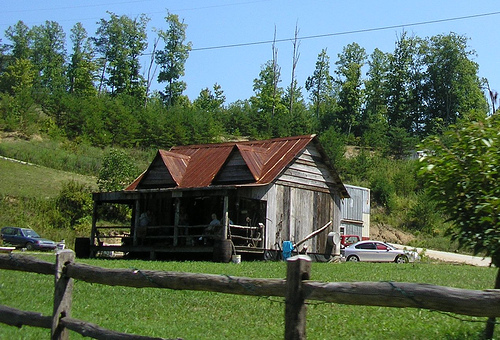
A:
370 223 415 245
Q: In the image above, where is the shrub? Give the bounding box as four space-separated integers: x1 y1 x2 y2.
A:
97 148 138 192
53 180 93 229
406 190 444 234
370 171 395 209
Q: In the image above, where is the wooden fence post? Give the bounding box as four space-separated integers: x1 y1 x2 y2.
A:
51 250 75 340
285 255 311 340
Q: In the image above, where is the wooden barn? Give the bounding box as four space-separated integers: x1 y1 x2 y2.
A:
83 135 350 261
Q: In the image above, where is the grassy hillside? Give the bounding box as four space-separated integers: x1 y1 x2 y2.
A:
0 156 98 246
0 157 97 199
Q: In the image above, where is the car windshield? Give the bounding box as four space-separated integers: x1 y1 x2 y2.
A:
22 229 40 238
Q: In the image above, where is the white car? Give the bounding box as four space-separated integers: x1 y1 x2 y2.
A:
343 240 419 263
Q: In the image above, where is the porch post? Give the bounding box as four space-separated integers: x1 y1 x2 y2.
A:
133 200 140 246
174 198 180 246
223 195 229 239
90 202 98 248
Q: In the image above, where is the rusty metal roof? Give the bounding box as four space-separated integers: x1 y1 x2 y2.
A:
125 135 348 196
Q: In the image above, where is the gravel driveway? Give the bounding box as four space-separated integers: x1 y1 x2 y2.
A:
394 244 492 267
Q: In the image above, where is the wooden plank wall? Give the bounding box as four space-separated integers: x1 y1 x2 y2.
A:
262 145 342 253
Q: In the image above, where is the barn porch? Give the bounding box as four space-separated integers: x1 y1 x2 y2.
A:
88 186 269 261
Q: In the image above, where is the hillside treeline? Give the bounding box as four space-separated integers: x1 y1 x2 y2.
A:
0 11 491 157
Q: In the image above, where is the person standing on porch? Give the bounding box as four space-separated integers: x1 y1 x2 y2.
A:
137 210 151 245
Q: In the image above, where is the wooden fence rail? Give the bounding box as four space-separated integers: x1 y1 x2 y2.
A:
1 251 500 339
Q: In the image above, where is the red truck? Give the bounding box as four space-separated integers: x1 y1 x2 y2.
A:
340 234 361 248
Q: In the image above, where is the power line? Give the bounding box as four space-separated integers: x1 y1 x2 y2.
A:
191 10 500 51
1 0 270 16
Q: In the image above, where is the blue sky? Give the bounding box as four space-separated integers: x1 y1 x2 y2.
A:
1 1 500 105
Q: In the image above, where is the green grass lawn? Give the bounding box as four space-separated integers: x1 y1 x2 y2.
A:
0 255 496 339
0 157 97 199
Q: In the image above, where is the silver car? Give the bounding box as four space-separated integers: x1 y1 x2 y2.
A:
343 240 419 263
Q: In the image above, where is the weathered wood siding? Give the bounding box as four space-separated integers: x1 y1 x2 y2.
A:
214 151 254 184
275 145 341 193
259 145 342 253
137 156 176 189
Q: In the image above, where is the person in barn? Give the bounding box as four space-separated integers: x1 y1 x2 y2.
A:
199 213 222 245
137 210 151 245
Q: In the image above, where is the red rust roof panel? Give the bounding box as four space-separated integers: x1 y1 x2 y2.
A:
128 135 323 189
170 144 234 187
158 150 190 186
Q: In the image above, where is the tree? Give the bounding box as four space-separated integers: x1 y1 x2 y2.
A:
334 42 367 135
68 22 97 96
0 57 35 96
94 12 149 99
386 32 424 134
251 59 287 137
305 48 334 119
193 83 225 112
362 48 390 148
30 21 67 94
419 115 500 338
4 21 32 60
283 80 312 135
155 11 192 106
421 33 488 133
0 58 36 132
288 23 301 117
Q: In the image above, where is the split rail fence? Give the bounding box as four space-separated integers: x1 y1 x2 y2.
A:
1 250 500 340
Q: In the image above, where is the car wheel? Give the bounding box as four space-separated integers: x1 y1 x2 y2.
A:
347 255 360 262
395 255 408 264
25 242 34 251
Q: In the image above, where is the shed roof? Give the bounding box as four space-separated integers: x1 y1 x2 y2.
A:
126 135 348 196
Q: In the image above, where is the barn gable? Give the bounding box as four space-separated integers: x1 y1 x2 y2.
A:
133 150 190 189
212 146 255 184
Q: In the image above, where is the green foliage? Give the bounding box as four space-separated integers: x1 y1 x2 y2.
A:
406 190 443 234
341 150 373 184
30 21 67 94
98 148 138 191
319 127 347 173
421 33 488 133
306 48 334 120
52 180 93 229
93 12 149 99
68 23 98 96
419 115 500 266
334 42 367 135
370 170 396 209
155 11 192 106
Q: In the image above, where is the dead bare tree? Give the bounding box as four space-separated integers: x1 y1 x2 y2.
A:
289 22 301 116
144 37 159 107
271 26 279 118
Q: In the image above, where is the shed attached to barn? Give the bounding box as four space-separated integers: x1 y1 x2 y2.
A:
86 135 350 261
341 184 370 240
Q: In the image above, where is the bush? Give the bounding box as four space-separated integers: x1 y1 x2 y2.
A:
98 149 138 192
370 171 395 209
52 180 93 229
405 190 444 234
